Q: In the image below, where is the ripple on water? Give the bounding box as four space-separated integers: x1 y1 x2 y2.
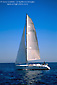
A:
0 63 57 85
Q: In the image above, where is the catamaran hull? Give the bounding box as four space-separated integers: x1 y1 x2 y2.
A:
16 64 50 70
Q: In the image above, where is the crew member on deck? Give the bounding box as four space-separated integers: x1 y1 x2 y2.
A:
44 61 45 65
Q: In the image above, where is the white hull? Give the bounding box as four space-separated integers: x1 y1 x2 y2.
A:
16 64 50 70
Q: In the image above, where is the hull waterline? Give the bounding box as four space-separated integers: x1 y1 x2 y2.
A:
16 64 50 70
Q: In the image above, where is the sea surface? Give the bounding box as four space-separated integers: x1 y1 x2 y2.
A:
0 63 57 85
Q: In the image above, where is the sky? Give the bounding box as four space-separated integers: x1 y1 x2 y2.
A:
0 0 57 63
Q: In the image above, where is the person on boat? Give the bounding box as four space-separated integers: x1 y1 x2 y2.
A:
43 61 45 65
43 62 48 65
44 61 45 65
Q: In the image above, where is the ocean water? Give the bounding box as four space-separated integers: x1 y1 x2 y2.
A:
0 63 57 85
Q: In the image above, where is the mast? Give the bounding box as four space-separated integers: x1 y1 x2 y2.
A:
26 14 28 63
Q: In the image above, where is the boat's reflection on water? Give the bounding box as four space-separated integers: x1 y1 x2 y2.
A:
16 70 43 84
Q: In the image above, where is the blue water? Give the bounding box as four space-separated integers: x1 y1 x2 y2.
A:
0 63 57 85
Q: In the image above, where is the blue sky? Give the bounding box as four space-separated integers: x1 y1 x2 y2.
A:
0 0 57 63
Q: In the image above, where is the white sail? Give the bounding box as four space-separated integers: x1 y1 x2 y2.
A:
26 15 40 61
16 27 26 64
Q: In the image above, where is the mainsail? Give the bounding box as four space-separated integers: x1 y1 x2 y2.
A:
16 27 26 64
26 15 40 61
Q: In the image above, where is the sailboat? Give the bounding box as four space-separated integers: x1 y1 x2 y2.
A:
16 14 50 70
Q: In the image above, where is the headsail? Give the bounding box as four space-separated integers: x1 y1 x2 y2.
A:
26 15 40 61
16 27 26 64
